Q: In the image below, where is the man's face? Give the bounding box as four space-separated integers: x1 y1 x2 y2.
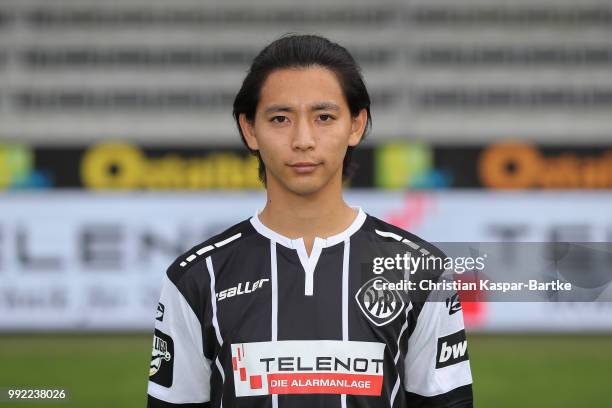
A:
240 65 367 196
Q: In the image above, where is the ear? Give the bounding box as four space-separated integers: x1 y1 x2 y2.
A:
348 108 368 147
239 113 259 150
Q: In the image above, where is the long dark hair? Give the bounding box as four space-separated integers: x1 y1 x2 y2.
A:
233 33 372 185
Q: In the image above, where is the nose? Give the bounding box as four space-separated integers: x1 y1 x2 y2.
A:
291 117 316 151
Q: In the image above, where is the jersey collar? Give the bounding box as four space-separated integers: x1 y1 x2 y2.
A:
249 206 367 249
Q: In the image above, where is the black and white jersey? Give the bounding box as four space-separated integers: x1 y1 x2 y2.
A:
147 207 473 408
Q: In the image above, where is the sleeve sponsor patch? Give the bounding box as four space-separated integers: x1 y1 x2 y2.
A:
445 293 462 315
156 302 165 322
435 329 469 369
149 329 174 387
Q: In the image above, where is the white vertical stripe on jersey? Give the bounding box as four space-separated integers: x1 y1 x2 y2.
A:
342 238 350 341
206 256 223 346
270 241 279 408
206 256 225 408
390 304 412 407
390 264 414 407
394 307 412 363
390 376 401 407
215 357 225 408
270 241 278 342
341 238 351 408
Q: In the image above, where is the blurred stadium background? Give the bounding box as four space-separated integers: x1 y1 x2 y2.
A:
1 0 611 406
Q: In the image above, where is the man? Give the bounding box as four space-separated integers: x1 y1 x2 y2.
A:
147 34 473 407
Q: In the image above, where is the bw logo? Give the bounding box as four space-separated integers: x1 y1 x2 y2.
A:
435 330 469 368
355 277 406 326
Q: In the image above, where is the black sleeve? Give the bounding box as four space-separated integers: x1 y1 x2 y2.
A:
405 384 473 407
147 394 211 407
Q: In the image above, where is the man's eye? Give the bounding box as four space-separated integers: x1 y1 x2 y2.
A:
318 114 333 122
271 116 287 123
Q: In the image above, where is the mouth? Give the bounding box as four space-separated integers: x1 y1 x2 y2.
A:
288 162 321 174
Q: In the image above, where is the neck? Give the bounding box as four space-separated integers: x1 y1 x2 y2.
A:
258 172 357 242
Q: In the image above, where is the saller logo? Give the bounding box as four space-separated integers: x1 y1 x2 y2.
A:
231 340 385 397
217 278 269 301
355 277 405 326
436 330 469 369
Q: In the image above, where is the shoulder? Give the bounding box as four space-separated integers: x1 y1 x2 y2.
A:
360 212 449 291
362 212 452 306
165 216 257 286
361 212 446 260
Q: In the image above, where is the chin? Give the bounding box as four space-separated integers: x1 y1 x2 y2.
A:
286 181 325 196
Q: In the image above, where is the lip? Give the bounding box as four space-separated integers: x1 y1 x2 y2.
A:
288 162 320 174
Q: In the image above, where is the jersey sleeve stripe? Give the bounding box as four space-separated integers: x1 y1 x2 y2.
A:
214 233 242 248
196 245 215 256
180 232 244 268
374 229 403 241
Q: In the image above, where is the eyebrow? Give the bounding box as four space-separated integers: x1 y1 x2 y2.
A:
263 102 340 114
